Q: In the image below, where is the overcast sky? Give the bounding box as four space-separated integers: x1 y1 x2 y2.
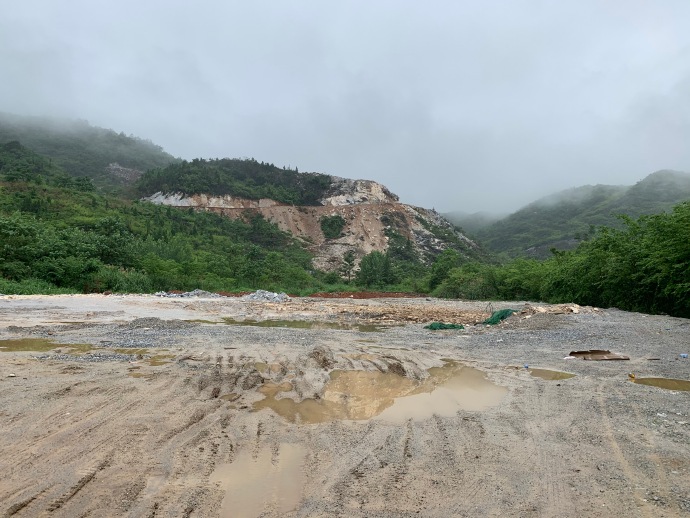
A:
1 1 689 213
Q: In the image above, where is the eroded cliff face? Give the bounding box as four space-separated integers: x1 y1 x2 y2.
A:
144 179 478 272
321 177 399 206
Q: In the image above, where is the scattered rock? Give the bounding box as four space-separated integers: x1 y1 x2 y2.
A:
309 346 335 370
155 289 222 298
241 290 291 303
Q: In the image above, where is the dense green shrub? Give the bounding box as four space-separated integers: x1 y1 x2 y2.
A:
136 158 332 206
320 215 346 239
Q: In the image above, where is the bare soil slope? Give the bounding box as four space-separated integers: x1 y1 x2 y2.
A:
0 295 688 517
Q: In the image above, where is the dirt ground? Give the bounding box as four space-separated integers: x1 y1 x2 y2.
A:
0 294 688 517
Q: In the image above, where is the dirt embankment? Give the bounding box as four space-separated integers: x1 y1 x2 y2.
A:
0 294 689 517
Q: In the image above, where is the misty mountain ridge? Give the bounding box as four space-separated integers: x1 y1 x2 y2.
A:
474 169 690 258
3 111 685 266
0 112 178 193
0 113 482 280
443 210 507 234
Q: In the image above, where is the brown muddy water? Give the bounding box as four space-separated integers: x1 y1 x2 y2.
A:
253 361 507 424
222 317 387 332
631 377 690 391
146 354 174 366
529 368 576 381
0 338 92 353
210 443 306 518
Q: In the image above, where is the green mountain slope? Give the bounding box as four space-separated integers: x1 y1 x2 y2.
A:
475 170 690 258
0 140 94 192
0 137 319 293
136 158 333 206
0 112 178 192
0 137 474 295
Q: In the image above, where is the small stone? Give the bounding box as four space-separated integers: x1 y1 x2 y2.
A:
8 373 17 377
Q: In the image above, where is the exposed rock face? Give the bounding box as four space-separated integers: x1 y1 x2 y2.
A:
106 163 143 182
322 177 399 206
145 192 280 209
144 178 479 272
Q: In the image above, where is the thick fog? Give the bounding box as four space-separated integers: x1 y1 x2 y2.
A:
1 1 689 212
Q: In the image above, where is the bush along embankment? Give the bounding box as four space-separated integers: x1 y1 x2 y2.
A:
430 201 690 318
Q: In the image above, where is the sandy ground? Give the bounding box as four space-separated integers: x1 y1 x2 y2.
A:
0 294 688 517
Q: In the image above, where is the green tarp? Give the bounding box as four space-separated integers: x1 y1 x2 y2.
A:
424 322 465 330
482 309 518 325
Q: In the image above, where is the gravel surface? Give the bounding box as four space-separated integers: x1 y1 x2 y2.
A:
0 294 688 517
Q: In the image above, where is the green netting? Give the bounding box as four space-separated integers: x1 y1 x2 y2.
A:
482 309 518 325
424 322 465 330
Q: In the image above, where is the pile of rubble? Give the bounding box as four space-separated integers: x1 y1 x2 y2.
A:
241 290 291 303
153 289 291 302
154 289 222 298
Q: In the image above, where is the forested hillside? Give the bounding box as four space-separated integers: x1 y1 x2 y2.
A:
136 158 333 205
0 136 452 295
474 170 690 258
1 115 688 318
430 202 690 317
0 112 178 192
0 140 317 294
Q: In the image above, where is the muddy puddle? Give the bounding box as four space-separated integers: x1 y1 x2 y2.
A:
254 361 507 424
222 317 386 332
529 368 576 381
210 444 306 517
146 354 174 366
631 377 690 391
0 338 93 354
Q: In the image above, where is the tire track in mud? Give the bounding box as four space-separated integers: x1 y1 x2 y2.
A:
1 354 234 517
626 386 688 516
595 386 655 517
599 384 684 517
122 350 243 517
522 383 576 518
1 379 139 493
475 380 576 518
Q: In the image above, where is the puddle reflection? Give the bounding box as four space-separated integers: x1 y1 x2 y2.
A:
210 444 306 517
222 318 386 332
254 361 507 424
631 377 690 391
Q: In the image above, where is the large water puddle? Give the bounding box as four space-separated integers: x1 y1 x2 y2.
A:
631 377 690 391
529 368 576 381
210 444 306 517
222 317 386 332
254 361 507 424
0 338 92 353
